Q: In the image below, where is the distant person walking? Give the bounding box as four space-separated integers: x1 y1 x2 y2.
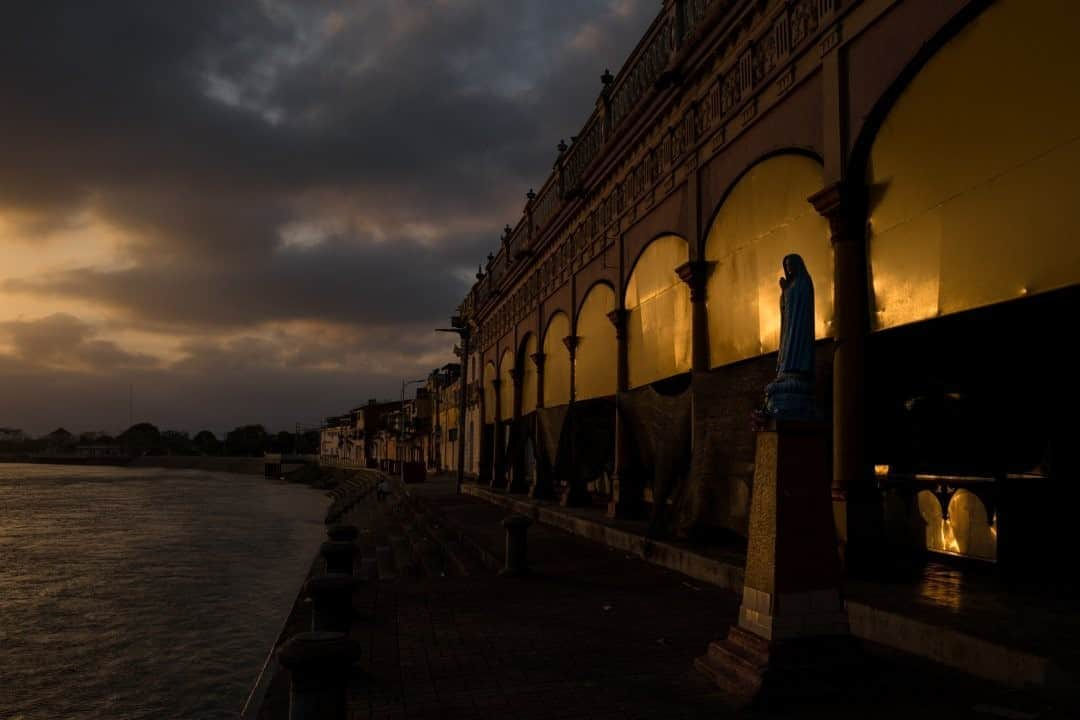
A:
376 478 390 502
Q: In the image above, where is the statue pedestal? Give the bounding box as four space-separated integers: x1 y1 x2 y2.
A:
694 421 856 707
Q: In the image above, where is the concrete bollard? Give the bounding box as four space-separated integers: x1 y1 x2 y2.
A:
501 514 533 576
321 541 356 576
279 631 354 720
307 574 357 634
326 524 359 543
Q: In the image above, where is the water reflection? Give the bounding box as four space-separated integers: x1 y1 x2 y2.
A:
0 464 328 720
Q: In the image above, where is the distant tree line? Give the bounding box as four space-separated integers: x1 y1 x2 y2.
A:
0 423 320 457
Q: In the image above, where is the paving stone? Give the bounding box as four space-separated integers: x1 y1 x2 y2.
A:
256 473 1080 720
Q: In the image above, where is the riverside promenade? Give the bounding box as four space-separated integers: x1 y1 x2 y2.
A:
251 471 1075 719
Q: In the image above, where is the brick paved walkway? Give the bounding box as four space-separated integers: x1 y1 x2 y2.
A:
256 474 1076 719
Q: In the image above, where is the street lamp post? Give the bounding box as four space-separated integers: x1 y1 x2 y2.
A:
436 317 470 495
400 377 426 484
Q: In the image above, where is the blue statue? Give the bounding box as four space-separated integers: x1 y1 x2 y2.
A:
762 254 819 422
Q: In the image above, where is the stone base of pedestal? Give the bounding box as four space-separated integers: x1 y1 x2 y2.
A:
695 420 857 707
737 587 849 641
694 625 861 709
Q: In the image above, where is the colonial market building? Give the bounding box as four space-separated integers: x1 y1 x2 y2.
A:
452 0 1080 570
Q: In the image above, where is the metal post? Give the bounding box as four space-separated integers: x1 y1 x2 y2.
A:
279 631 354 720
398 377 426 483
320 540 356 576
400 380 405 483
500 514 533 576
307 574 356 634
433 372 441 472
436 322 471 495
456 328 469 494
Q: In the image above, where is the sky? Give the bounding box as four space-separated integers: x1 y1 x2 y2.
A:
0 0 656 436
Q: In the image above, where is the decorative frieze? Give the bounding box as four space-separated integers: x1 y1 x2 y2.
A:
819 25 841 56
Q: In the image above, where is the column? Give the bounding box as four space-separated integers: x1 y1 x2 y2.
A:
477 371 491 485
675 260 715 372
560 334 589 507
490 377 506 489
608 308 629 393
507 366 528 493
531 352 546 410
528 351 554 499
809 181 875 570
606 308 640 519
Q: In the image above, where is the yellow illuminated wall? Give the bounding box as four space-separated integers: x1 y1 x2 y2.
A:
520 334 538 415
625 235 691 388
499 349 514 420
483 361 497 424
542 312 571 407
916 490 996 562
867 0 1080 330
575 284 617 400
705 155 833 368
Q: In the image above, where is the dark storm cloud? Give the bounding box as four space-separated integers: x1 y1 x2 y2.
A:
0 0 653 240
0 314 158 370
0 0 655 431
6 232 490 329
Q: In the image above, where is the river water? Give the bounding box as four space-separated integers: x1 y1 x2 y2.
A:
0 464 329 720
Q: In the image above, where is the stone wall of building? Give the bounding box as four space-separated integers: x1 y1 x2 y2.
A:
443 0 1080 562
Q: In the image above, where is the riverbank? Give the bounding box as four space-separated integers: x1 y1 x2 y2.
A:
242 465 383 718
129 455 293 476
0 455 301 476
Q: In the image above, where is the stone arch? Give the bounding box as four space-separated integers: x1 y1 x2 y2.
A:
853 0 1080 331
542 311 571 408
852 2 1080 562
704 152 832 368
623 234 691 389
574 282 617 401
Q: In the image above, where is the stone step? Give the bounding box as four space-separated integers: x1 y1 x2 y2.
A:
693 650 758 702
706 639 766 688
724 625 770 665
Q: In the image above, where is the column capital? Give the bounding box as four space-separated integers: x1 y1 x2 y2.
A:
509 366 524 386
808 181 859 245
529 351 546 369
562 334 581 357
491 377 502 390
606 308 628 339
675 260 716 302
